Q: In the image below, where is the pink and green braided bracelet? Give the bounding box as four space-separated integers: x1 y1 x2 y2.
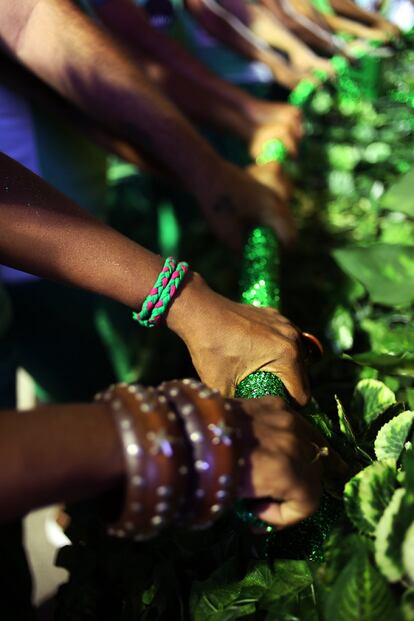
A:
132 257 189 328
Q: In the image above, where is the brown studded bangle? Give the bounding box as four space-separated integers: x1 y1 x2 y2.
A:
159 379 242 530
96 383 189 541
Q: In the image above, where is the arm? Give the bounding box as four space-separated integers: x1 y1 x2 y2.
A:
330 0 399 34
0 152 306 401
0 0 223 199
92 0 255 111
0 402 123 521
0 0 297 244
0 391 342 527
183 0 303 89
260 0 344 54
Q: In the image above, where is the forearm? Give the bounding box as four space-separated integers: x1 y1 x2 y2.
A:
247 4 316 57
261 0 339 53
1 0 221 196
186 0 274 63
0 402 123 521
330 0 379 23
0 152 166 309
94 0 252 111
141 55 252 139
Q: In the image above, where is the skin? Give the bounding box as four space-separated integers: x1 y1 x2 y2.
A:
259 0 343 54
94 0 302 131
0 0 295 247
184 0 312 89
330 0 400 36
0 152 308 403
0 395 346 528
220 0 334 75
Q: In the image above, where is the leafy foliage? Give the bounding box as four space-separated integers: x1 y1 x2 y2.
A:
351 379 396 430
344 460 397 535
375 411 414 461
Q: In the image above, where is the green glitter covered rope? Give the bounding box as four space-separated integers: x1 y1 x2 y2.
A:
235 228 340 559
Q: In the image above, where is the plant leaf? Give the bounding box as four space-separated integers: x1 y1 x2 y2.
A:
375 489 414 582
344 460 397 534
325 551 397 621
381 166 414 216
190 559 242 621
259 560 313 606
361 317 414 355
239 561 273 600
333 244 414 307
375 411 414 461
352 379 396 429
402 588 414 621
402 521 414 583
336 395 357 444
344 352 414 377
328 305 354 352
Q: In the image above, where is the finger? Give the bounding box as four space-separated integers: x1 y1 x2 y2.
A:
264 202 297 247
243 450 322 527
255 485 321 528
261 347 310 406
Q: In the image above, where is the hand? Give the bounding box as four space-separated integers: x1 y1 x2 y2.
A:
196 161 296 250
248 122 299 159
168 274 309 403
247 162 293 202
235 396 347 527
244 101 303 140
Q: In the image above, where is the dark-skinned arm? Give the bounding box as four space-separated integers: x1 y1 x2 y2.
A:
0 402 123 522
0 152 307 401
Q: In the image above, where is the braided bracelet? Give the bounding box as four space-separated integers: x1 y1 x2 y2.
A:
159 379 242 530
96 383 189 540
133 257 189 328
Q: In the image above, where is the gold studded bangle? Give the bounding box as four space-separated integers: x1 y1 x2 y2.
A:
158 379 242 530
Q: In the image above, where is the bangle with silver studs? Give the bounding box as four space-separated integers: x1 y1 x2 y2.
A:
159 380 241 529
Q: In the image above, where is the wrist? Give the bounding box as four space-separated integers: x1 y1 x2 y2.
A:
166 271 213 340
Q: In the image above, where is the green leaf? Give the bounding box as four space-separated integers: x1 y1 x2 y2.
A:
239 562 273 600
402 588 414 621
405 388 414 411
403 445 414 492
361 317 414 356
336 395 357 444
190 559 242 621
325 551 398 621
352 379 396 429
375 489 414 582
381 166 414 216
259 561 313 607
344 461 397 534
344 352 414 377
333 244 414 307
328 305 354 352
402 521 414 583
375 411 414 461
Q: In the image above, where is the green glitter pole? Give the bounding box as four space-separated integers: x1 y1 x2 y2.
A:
235 227 341 560
236 227 286 400
235 227 287 534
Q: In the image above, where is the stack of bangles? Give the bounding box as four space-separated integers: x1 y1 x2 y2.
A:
95 379 245 540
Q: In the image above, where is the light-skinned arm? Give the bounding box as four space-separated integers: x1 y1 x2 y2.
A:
0 0 294 246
